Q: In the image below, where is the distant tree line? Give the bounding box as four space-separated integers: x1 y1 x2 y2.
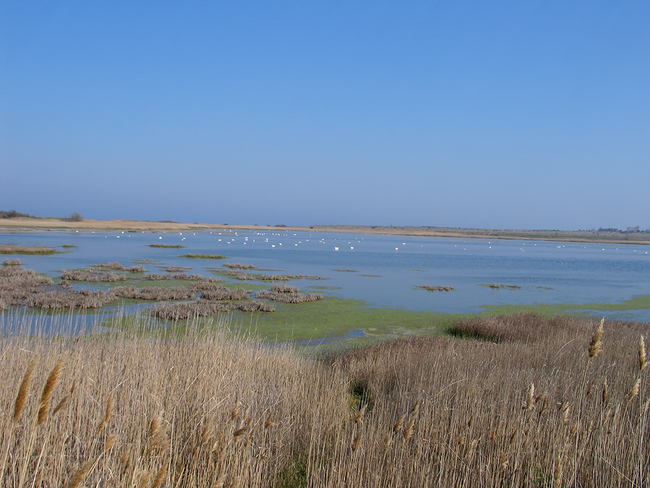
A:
1 210 84 221
0 210 39 219
596 226 650 233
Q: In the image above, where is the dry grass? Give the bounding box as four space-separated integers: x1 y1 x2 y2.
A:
0 245 57 255
91 263 146 273
112 286 196 301
223 270 328 282
1 313 649 487
414 285 454 292
60 270 127 283
2 260 21 267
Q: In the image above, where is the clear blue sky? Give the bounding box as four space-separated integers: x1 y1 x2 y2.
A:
1 1 648 230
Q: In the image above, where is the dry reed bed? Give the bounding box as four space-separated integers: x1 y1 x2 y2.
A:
149 300 275 320
223 263 256 269
25 289 115 309
141 273 211 282
1 314 648 487
0 246 57 255
112 286 196 301
1 314 650 486
0 325 347 487
2 260 21 267
90 263 146 273
415 285 455 292
200 287 252 301
255 290 324 304
60 270 126 283
223 270 328 282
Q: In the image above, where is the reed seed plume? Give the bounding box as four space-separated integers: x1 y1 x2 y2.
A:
639 335 647 372
13 357 36 422
67 460 92 488
97 396 114 434
602 379 609 404
588 318 604 357
354 404 367 423
525 383 536 411
393 413 407 432
629 379 640 402
152 463 168 488
351 431 362 452
38 356 64 425
404 418 415 440
149 414 162 437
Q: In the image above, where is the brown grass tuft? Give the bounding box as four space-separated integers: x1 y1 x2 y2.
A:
38 356 64 424
13 358 36 422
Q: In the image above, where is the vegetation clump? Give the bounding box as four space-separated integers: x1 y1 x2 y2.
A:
26 289 114 309
150 300 275 320
179 253 227 260
480 283 522 290
2 259 21 267
148 244 185 248
91 262 146 273
112 286 196 301
256 285 324 304
60 270 126 282
0 245 58 255
200 287 252 301
415 285 454 292
223 262 256 269
222 270 327 282
164 266 191 272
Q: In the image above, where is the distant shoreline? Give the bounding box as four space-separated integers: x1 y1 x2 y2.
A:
1 217 649 245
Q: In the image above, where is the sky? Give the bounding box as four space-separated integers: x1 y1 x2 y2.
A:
1 1 649 230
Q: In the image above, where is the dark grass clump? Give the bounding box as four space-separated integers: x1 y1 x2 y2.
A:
150 300 275 320
164 266 191 273
223 270 328 282
332 269 359 273
141 273 215 282
256 287 324 303
2 259 21 267
188 280 225 291
223 263 256 269
480 283 522 290
0 245 58 255
26 289 115 309
179 253 227 260
60 270 126 282
200 287 252 301
0 267 56 309
91 262 146 273
112 286 196 301
148 244 185 248
415 285 454 292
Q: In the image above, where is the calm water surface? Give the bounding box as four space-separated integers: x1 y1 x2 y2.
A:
2 229 650 321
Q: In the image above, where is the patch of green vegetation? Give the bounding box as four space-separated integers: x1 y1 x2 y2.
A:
148 244 185 248
179 253 227 259
61 244 77 249
230 296 466 343
0 245 59 255
478 294 650 317
332 269 359 273
358 274 381 278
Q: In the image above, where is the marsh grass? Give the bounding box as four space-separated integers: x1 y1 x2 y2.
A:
480 283 522 290
1 313 648 486
179 253 226 260
0 245 58 255
147 244 185 249
414 285 455 292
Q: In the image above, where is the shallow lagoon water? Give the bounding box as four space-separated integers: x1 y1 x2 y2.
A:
2 229 650 322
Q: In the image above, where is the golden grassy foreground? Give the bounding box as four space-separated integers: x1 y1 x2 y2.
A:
1 314 649 487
